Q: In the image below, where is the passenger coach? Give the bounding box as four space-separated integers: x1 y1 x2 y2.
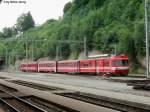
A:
19 55 129 76
20 62 38 72
38 61 56 73
57 60 79 73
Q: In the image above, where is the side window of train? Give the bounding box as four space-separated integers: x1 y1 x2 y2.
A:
83 62 92 67
104 60 109 67
83 63 88 67
47 63 54 67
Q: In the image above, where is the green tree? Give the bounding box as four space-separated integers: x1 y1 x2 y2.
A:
16 12 35 33
63 2 72 13
2 27 13 38
1 0 145 73
0 32 4 38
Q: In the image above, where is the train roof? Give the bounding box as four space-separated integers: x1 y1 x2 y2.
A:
58 60 79 62
38 60 56 63
110 55 128 59
20 54 129 65
21 62 37 64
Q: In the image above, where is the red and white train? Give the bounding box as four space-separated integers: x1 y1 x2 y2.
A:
19 55 129 76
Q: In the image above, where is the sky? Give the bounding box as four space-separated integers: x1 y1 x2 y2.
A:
0 0 71 31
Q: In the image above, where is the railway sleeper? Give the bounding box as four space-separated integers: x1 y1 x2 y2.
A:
57 92 150 112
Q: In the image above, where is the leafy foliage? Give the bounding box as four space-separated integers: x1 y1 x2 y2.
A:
16 12 35 33
0 0 146 71
2 27 13 38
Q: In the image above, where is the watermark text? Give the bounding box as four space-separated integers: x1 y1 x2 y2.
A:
3 0 26 4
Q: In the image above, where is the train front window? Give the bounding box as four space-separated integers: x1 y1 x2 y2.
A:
112 60 128 67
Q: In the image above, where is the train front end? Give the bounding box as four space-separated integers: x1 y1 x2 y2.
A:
110 55 129 75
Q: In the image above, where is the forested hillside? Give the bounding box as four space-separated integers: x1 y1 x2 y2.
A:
0 0 145 72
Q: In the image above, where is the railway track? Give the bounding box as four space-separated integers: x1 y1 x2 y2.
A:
10 80 64 91
0 88 46 112
0 86 79 112
0 74 149 112
0 79 118 112
57 92 150 112
5 80 150 112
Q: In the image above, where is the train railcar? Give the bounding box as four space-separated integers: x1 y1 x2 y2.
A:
38 61 56 73
20 62 38 72
19 63 27 72
96 55 129 75
79 59 96 73
96 57 111 74
57 60 79 73
110 55 129 75
19 54 129 76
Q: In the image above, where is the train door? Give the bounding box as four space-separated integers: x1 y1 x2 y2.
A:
96 59 99 74
55 61 57 73
103 59 110 72
77 60 80 73
96 59 104 73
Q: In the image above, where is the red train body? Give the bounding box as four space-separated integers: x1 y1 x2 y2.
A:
57 60 79 73
20 62 38 72
38 61 56 73
79 59 96 73
19 55 129 76
96 55 129 75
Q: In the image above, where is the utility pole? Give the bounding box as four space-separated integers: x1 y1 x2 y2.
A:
84 36 88 58
145 0 150 78
56 46 59 60
26 37 28 61
26 35 28 72
5 48 8 68
8 52 11 68
115 44 117 56
31 44 34 61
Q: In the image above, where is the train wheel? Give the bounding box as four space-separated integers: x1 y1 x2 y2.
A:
102 73 112 77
